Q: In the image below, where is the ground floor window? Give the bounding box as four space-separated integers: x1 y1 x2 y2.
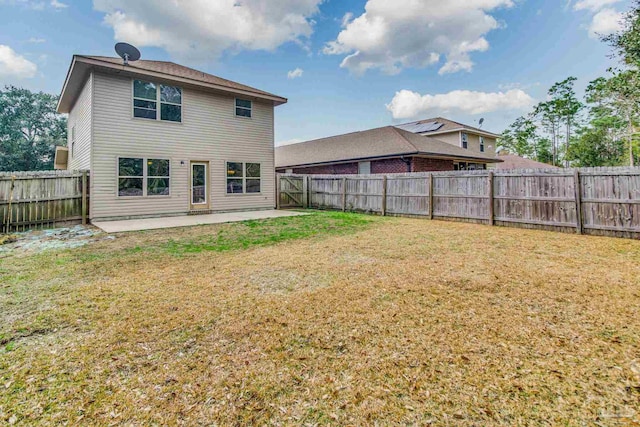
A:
118 157 170 197
227 162 261 194
454 162 487 171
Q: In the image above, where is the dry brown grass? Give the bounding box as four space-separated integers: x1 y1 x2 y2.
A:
1 213 640 426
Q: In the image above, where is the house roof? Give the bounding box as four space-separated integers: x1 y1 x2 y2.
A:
495 154 559 170
397 117 501 138
57 55 287 113
275 126 501 168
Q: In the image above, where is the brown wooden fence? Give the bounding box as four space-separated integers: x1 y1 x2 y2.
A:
277 167 640 239
0 170 89 233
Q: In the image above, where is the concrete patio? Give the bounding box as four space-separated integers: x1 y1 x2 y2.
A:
92 210 308 233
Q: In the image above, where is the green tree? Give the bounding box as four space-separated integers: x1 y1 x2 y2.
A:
0 86 66 171
532 136 553 164
567 127 625 166
498 116 537 157
534 100 562 166
548 77 583 166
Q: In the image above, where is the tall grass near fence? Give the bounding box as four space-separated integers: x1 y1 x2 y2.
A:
277 167 640 239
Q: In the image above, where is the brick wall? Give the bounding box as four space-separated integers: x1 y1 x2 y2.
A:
278 156 455 174
411 157 454 172
369 158 411 174
289 162 358 174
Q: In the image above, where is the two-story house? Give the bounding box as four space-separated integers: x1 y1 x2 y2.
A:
275 118 500 175
56 55 287 221
394 117 500 170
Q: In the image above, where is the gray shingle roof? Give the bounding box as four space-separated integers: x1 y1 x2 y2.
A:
275 126 500 168
80 56 286 101
495 154 559 170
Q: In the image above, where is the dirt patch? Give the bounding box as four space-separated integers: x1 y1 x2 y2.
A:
0 225 114 257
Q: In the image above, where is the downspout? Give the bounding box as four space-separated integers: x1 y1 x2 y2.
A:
400 156 412 172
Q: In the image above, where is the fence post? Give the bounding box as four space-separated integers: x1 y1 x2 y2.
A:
342 177 347 212
428 174 434 220
574 169 583 234
5 176 15 233
81 170 88 225
302 176 309 208
381 176 387 216
276 175 281 210
488 171 494 226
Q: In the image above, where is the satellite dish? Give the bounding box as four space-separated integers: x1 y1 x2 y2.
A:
115 42 141 65
478 118 485 128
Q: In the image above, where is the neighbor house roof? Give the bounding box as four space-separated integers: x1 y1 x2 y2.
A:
275 126 500 169
397 117 501 138
58 55 287 113
495 154 559 170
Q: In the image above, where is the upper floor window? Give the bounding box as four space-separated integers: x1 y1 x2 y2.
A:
461 132 468 149
133 80 182 122
480 136 485 152
235 98 252 118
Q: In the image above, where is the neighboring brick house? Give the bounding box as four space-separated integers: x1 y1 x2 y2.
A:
275 125 500 175
395 117 501 171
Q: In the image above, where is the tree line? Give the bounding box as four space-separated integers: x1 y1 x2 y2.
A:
0 86 66 171
499 1 640 167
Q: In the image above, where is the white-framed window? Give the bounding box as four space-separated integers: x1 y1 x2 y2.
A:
358 161 371 174
133 80 182 122
235 98 252 118
70 125 76 157
480 136 485 152
118 157 170 197
226 161 261 194
461 132 468 149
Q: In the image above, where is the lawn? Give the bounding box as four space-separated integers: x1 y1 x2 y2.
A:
1 211 639 425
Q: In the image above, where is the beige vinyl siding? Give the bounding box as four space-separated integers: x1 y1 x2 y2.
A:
431 132 462 148
67 72 92 171
90 72 275 220
432 131 497 158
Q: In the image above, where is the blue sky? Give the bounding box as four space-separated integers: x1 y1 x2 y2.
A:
0 0 631 144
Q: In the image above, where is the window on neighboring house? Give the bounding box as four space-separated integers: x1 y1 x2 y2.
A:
461 132 468 149
358 161 371 174
133 80 182 122
480 136 485 152
70 125 76 157
118 157 170 197
227 161 261 194
235 98 252 118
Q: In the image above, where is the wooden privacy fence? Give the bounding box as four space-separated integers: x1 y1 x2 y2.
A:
277 167 640 239
0 170 89 233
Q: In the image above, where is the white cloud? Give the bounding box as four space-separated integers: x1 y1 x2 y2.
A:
573 0 621 12
287 68 304 79
588 7 624 38
323 0 513 75
27 37 46 43
50 0 67 8
386 88 534 119
93 0 322 61
0 45 38 79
